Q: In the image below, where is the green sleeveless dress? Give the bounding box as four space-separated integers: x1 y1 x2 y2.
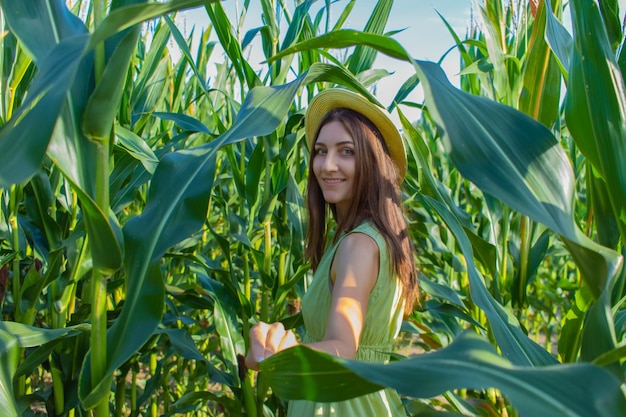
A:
287 222 407 417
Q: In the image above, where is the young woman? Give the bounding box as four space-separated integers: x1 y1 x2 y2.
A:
245 88 419 416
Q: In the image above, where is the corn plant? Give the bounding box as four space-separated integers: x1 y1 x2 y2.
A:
260 0 626 415
0 0 625 416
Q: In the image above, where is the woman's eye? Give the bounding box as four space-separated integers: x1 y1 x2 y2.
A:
342 148 354 155
315 148 326 155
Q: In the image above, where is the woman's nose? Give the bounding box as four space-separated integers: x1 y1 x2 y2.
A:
322 152 338 171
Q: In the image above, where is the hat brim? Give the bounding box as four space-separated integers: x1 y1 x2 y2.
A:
305 89 407 181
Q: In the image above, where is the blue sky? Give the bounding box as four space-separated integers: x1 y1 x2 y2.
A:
178 0 474 119
178 0 626 120
180 0 474 72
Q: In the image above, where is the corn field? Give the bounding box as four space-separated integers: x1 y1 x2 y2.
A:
0 0 625 416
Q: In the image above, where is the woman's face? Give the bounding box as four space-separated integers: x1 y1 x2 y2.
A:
312 120 356 220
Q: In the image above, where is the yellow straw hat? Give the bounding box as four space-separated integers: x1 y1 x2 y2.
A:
305 89 407 181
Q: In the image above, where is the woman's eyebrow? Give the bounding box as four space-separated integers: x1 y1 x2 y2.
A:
315 140 354 147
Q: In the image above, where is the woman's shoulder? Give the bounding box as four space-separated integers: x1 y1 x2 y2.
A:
347 221 385 248
349 220 378 235
337 229 379 259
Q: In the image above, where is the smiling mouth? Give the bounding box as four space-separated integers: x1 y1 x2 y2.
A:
323 179 345 184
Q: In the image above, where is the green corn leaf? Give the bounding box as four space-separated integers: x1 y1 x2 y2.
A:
18 250 63 325
0 35 87 187
88 0 216 49
302 62 387 108
0 330 19 417
261 332 626 417
425 195 557 366
3 1 123 271
357 68 393 87
49 124 124 272
412 59 623 370
114 125 159 174
170 391 238 416
579 291 619 369
0 322 90 347
130 22 171 118
329 0 356 32
157 328 234 386
158 328 208 362
267 30 410 64
7 46 33 100
482 0 505 50
412 59 622 298
565 0 626 243
212 291 245 384
564 0 626 365
79 77 306 405
280 0 314 51
205 1 260 88
163 14 210 95
477 3 509 101
593 343 626 366
618 36 626 74
83 27 141 142
245 140 267 212
398 108 472 231
24 173 64 253
435 10 481 94
153 112 216 134
558 285 594 362
598 0 622 52
519 0 562 128
110 154 152 212
132 59 170 125
14 335 76 380
1 0 87 64
347 0 393 74
260 0 279 46
399 108 554 366
544 0 572 78
589 174 622 249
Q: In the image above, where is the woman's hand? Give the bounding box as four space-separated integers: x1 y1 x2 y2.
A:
245 321 298 371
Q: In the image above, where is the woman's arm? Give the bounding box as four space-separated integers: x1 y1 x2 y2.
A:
306 232 378 358
245 232 379 370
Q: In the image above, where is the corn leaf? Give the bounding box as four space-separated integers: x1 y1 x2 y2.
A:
544 0 572 77
412 58 623 377
598 0 622 52
280 0 314 51
213 290 245 384
129 22 171 122
346 0 393 74
0 330 19 417
163 14 210 95
114 125 160 174
2 1 124 271
412 59 622 299
78 78 305 404
0 322 90 347
0 35 87 187
83 27 141 141
565 0 626 244
423 195 556 366
562 0 626 366
205 1 260 88
88 0 215 49
261 332 626 417
519 0 562 128
0 0 87 64
267 30 410 63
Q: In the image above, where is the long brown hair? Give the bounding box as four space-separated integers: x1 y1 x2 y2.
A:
305 108 419 313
